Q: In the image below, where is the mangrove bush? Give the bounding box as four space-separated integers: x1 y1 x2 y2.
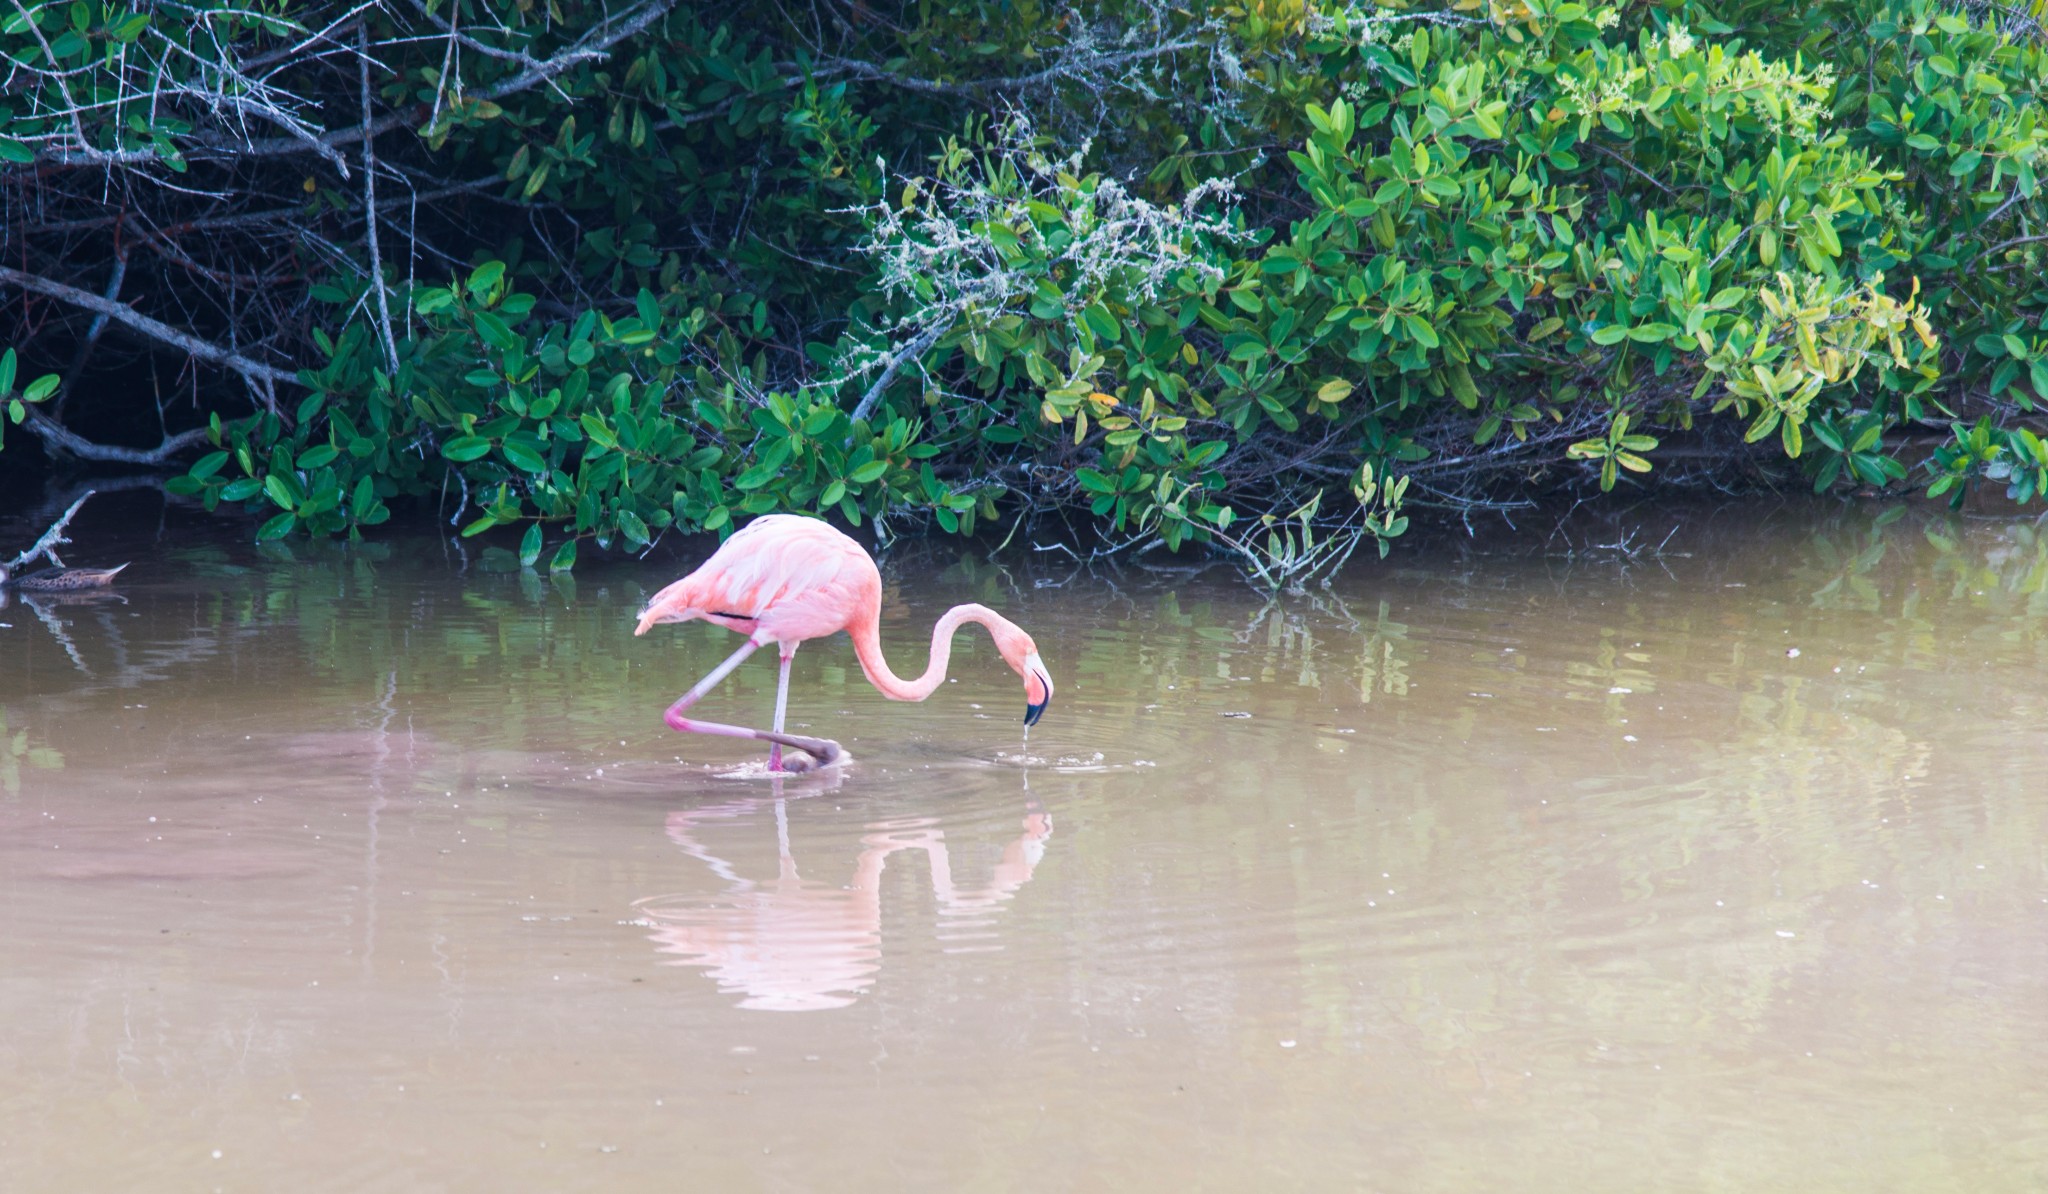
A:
4 0 2048 577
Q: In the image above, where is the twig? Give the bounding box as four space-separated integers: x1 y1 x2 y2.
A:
25 176 508 238
1973 231 2048 262
360 23 401 374
1590 143 1679 198
52 250 129 420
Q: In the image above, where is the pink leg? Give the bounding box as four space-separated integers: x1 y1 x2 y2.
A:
663 637 841 771
768 644 797 772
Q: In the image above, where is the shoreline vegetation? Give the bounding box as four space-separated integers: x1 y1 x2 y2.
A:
5 0 2048 587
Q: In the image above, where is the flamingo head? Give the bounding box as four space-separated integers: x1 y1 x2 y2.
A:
996 627 1054 727
634 580 691 636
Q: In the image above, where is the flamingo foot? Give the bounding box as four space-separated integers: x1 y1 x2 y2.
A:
770 734 845 773
662 706 842 773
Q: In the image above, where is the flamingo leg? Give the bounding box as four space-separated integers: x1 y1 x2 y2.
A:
663 637 842 771
768 644 797 772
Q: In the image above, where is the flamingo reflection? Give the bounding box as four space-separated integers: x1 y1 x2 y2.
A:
636 794 1052 1011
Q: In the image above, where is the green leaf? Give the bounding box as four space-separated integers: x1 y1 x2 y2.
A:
1075 467 1116 494
549 539 578 571
802 406 838 436
441 435 492 462
1316 378 1354 403
1083 303 1119 343
472 310 518 351
467 260 506 297
500 440 545 473
519 523 542 567
848 460 889 483
189 450 231 481
256 511 297 541
579 413 618 450
733 459 779 490
1590 325 1629 346
21 374 59 403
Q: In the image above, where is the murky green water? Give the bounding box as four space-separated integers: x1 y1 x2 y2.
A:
3 497 2046 1191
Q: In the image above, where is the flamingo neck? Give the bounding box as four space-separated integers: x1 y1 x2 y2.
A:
851 603 1012 702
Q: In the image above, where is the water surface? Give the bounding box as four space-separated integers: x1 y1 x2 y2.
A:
2 498 2046 1190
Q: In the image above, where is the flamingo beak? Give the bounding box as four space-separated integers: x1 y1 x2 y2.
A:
634 600 674 636
1023 652 1052 726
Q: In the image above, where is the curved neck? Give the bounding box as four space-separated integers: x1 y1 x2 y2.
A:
850 603 1015 701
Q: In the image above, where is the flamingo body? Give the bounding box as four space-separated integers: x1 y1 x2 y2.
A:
643 515 878 645
635 515 1053 772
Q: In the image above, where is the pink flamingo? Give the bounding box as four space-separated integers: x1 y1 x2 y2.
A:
634 515 1054 772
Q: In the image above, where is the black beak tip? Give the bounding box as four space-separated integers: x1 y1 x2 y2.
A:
1023 701 1047 727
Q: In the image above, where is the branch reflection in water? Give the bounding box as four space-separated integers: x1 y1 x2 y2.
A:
0 585 127 678
636 775 1053 1011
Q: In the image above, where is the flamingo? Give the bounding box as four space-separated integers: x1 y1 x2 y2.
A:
641 795 1053 1010
633 514 1054 772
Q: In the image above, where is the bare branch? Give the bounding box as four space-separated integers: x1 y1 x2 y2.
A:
223 0 676 160
20 412 211 465
5 490 94 572
360 22 401 373
0 265 300 390
849 317 952 426
808 38 1206 96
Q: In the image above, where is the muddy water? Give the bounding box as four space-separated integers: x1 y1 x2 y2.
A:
2 499 2046 1191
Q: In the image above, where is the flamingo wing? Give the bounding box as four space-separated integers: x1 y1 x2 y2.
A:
636 515 878 642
